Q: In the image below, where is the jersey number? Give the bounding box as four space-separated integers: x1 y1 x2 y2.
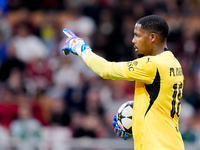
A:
171 83 183 118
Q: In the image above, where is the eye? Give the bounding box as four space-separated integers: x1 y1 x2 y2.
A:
134 33 139 37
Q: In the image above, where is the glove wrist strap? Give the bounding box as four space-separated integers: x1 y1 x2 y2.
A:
81 49 92 60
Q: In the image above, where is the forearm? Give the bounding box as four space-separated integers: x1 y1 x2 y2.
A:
83 51 126 80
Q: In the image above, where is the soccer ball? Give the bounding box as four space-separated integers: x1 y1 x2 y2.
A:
117 101 133 134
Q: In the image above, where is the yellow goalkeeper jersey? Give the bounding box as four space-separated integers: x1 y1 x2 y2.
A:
84 50 185 150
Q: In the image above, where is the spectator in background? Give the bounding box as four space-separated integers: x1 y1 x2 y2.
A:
25 55 53 96
6 68 26 95
0 0 8 15
83 88 105 117
0 86 18 129
10 21 48 63
0 44 25 82
69 88 107 138
53 55 80 92
31 89 52 126
0 123 10 149
10 102 42 150
72 112 106 138
0 30 7 65
49 97 71 126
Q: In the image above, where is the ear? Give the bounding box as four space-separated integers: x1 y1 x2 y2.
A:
150 33 157 43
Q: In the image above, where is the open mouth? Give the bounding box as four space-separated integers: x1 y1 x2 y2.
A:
134 45 138 50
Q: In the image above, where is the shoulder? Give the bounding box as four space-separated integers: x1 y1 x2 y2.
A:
127 56 157 75
130 56 157 69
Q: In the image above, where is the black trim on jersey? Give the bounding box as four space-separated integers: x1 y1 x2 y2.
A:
144 69 161 117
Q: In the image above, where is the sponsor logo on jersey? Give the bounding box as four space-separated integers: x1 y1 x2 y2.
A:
146 58 152 63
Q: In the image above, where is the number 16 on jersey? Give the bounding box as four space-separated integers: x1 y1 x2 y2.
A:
171 83 183 118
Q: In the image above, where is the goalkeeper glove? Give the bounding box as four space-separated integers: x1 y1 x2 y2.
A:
62 29 91 57
112 115 132 140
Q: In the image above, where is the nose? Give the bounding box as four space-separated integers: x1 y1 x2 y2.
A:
132 37 136 44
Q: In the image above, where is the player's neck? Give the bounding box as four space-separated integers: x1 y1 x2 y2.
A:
152 42 167 56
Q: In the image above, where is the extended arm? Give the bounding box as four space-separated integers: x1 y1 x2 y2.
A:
62 29 156 83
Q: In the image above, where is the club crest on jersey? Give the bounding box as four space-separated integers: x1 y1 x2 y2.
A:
127 61 138 71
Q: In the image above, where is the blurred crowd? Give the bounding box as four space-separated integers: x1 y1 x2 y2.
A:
0 0 200 149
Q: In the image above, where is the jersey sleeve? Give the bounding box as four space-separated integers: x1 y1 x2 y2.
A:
84 52 157 84
124 57 157 84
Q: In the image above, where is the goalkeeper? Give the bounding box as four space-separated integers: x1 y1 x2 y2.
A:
62 15 185 150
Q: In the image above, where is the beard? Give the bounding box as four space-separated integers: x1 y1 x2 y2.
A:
137 53 145 58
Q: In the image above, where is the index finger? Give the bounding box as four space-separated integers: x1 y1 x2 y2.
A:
63 29 76 37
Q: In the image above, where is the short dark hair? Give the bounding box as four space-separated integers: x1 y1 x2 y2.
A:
136 15 169 42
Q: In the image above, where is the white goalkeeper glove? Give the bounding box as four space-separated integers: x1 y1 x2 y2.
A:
62 29 91 59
